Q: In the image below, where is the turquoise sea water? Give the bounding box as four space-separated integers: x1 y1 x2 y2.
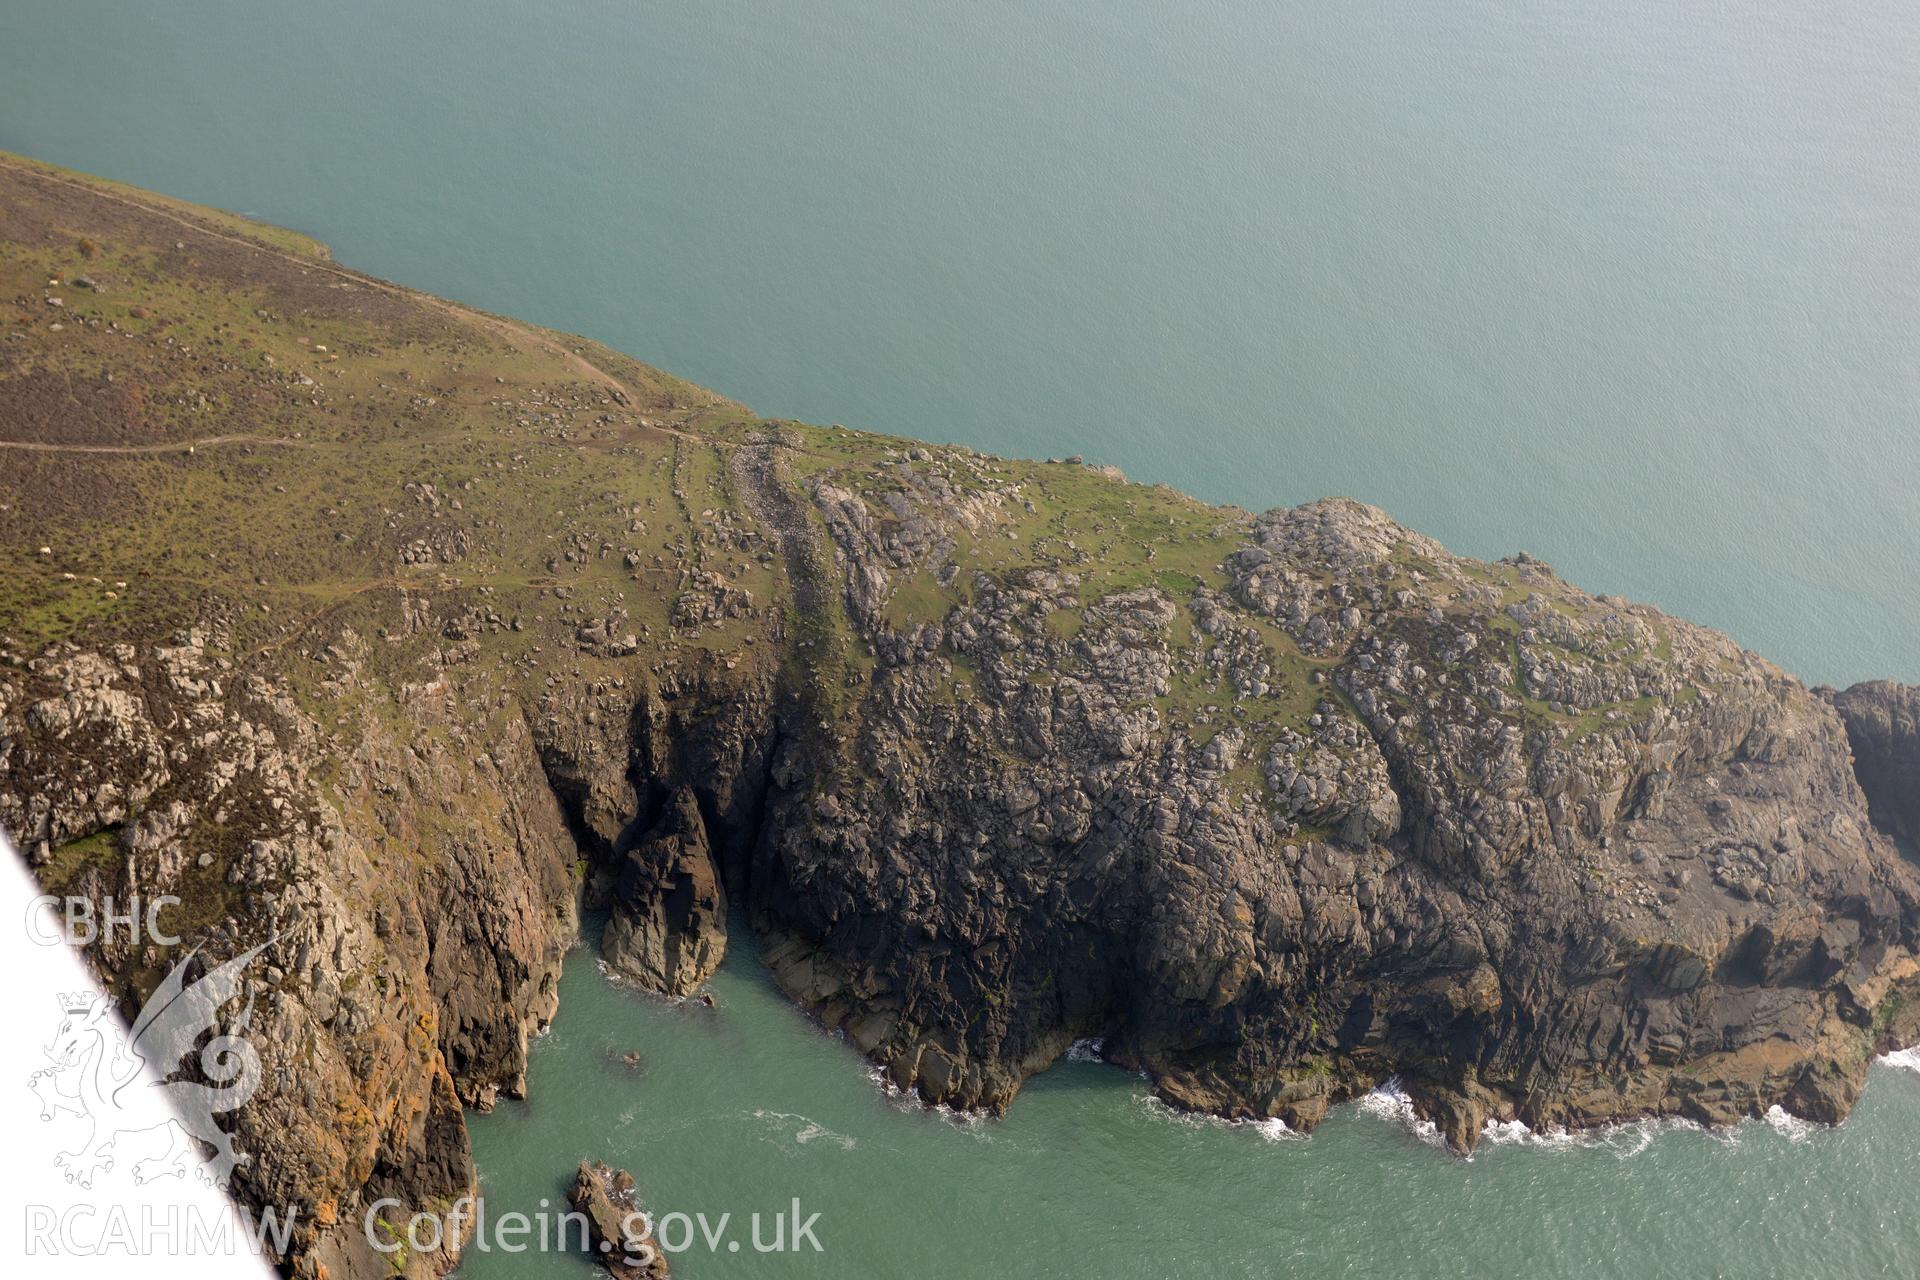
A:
5 2 1920 1274
456 922 1920 1279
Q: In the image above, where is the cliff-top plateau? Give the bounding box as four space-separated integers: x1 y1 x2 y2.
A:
3 153 1919 1279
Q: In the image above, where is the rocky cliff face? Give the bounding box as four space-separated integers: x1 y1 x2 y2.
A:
0 626 578 1277
743 489 1920 1146
4 154 1919 1280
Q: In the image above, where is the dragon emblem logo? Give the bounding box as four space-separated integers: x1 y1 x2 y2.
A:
27 940 272 1190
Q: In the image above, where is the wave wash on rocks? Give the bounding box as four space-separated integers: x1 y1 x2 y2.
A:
2 154 1919 1278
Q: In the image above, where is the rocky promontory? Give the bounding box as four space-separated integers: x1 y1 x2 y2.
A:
3 153 1918 1279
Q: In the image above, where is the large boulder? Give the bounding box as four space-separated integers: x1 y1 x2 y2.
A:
567 1161 667 1280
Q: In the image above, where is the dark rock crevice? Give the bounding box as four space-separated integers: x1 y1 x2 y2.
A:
1827 681 1920 848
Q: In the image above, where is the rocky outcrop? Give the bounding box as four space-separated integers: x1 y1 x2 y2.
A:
6 154 1920 1280
1827 681 1920 847
746 489 1920 1146
603 785 727 996
568 1161 668 1280
12 492 1915 1276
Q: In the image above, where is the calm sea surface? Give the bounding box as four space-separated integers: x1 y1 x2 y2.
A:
4 2 1917 1274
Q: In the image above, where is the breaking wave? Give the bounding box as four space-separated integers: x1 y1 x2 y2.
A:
1355 1079 1445 1148
1355 1078 1820 1157
1136 1094 1303 1142
864 1065 995 1137
1876 1045 1920 1075
1065 1038 1106 1063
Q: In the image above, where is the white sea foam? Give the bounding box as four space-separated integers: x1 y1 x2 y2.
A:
1876 1045 1920 1075
1356 1079 1445 1149
1595 1122 1657 1159
1480 1113 1707 1159
592 957 705 1007
1135 1094 1304 1142
1365 1080 1668 1157
1354 1078 1821 1157
750 1108 857 1150
864 1065 995 1137
1065 1037 1106 1063
1763 1104 1817 1143
1248 1117 1296 1142
1479 1116 1576 1149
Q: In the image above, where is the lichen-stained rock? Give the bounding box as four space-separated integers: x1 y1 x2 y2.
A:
0 626 578 1277
0 646 169 861
1264 708 1400 846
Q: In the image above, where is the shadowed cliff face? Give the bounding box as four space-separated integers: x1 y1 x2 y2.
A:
4 155 1920 1280
1828 682 1920 849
